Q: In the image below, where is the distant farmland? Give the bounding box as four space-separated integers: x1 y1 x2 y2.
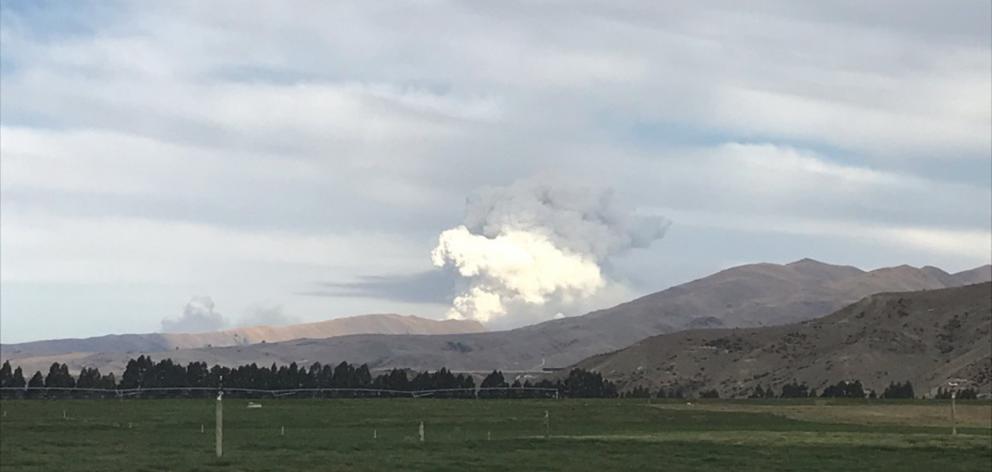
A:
1 398 989 471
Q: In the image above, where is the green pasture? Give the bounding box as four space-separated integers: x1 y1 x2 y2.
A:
1 398 989 471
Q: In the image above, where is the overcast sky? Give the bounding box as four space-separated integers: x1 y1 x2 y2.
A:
1 1 990 343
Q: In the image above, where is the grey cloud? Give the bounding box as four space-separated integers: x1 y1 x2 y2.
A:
302 270 459 305
464 179 670 260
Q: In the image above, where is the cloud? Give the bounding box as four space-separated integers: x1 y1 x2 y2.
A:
161 296 227 333
304 270 458 304
657 208 991 260
622 143 991 230
432 226 606 322
0 1 989 340
431 181 669 323
0 209 426 285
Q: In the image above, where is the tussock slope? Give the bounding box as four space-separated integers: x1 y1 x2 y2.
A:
575 283 992 396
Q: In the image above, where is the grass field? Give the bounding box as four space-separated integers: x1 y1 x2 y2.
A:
1 398 989 471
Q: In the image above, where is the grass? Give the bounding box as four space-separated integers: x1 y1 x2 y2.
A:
1 398 989 471
651 398 992 428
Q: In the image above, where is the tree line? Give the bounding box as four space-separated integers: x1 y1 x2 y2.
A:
0 360 969 400
0 358 618 399
624 379 940 400
743 380 922 399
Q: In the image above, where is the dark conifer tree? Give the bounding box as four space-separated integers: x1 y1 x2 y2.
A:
10 367 26 388
0 360 11 387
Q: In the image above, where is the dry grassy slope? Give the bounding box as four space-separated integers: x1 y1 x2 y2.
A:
574 283 992 396
5 261 989 375
0 314 485 360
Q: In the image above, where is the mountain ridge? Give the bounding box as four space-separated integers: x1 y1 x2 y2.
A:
1 314 485 360
3 260 989 375
572 282 992 396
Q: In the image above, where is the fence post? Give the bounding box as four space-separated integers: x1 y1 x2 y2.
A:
951 390 957 436
216 391 224 458
419 421 425 442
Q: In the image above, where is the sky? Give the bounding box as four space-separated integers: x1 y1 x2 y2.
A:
1 0 990 343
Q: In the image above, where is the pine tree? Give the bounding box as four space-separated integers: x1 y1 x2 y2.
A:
44 363 75 389
0 360 11 387
28 371 44 387
26 371 44 398
10 367 26 388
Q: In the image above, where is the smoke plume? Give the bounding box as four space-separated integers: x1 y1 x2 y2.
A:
237 304 300 327
161 296 228 333
431 180 669 323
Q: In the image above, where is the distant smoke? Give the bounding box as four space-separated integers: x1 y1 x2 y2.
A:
237 304 299 327
431 180 669 323
161 296 228 333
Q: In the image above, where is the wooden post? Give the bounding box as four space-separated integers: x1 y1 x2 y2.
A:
951 391 957 436
216 391 224 458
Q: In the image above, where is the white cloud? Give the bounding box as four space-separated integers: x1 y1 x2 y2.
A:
0 1 989 339
622 142 990 230
0 210 426 284
713 85 990 159
659 208 991 261
432 226 605 322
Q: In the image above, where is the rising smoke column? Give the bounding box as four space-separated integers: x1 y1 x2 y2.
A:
431 181 669 322
161 296 227 333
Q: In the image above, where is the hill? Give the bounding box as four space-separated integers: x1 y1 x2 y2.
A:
4 261 988 375
0 314 484 360
573 283 992 396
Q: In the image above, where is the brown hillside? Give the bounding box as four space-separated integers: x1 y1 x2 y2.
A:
1 314 485 361
5 261 988 375
574 283 992 397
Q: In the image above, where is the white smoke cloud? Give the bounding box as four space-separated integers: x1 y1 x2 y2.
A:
160 296 228 333
431 181 669 323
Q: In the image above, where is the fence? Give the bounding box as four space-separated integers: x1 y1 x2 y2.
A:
0 386 560 399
